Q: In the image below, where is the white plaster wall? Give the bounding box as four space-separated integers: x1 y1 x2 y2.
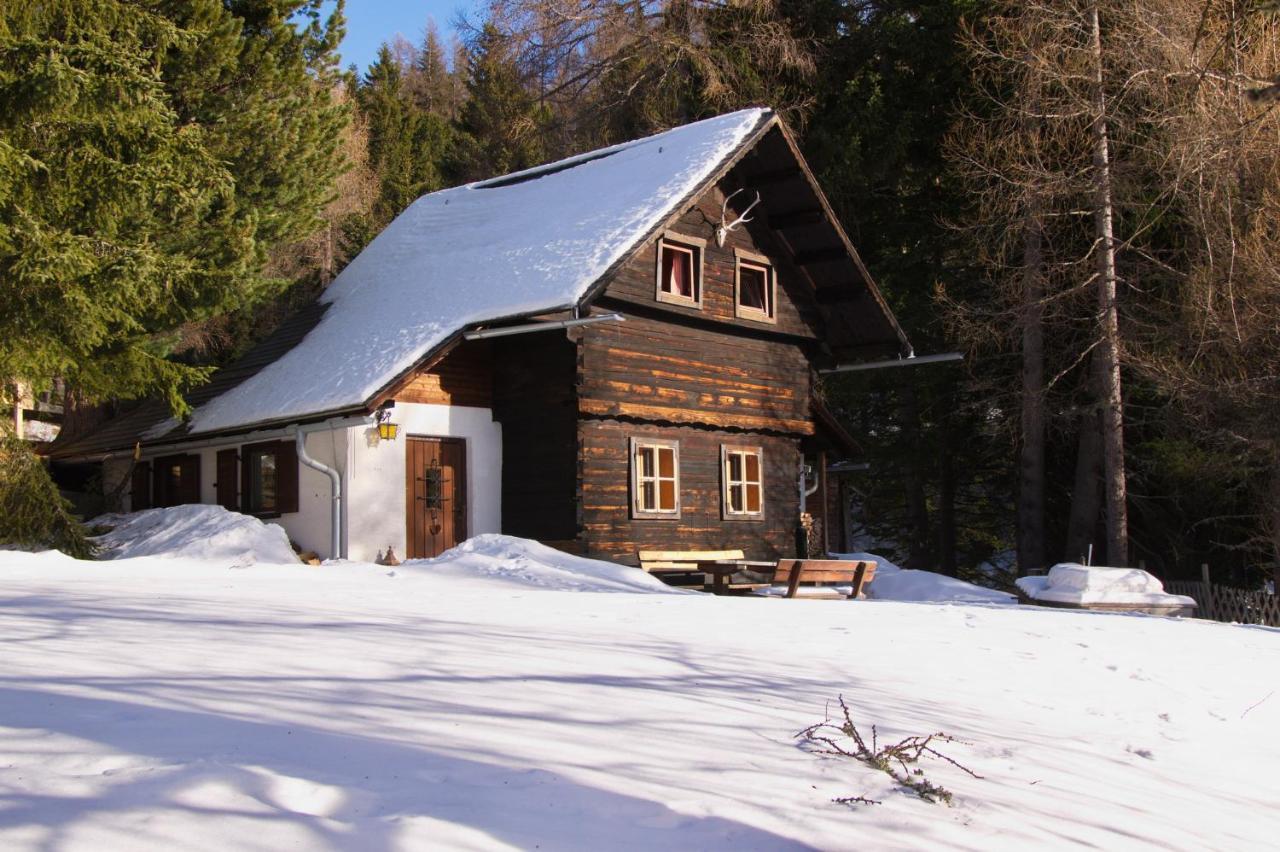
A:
288 428 350 558
103 458 133 512
138 428 347 559
344 403 502 563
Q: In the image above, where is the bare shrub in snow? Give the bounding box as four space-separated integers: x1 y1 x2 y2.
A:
797 696 981 806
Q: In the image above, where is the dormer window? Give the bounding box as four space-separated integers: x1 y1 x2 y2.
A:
655 232 704 308
735 249 775 323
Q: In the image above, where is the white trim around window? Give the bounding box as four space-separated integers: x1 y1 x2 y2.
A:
655 231 706 309
630 437 681 519
734 248 776 323
721 445 765 520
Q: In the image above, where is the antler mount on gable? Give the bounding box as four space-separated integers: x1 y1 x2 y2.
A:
714 187 762 248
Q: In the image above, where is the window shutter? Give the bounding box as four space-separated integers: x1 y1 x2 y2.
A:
216 449 238 511
131 461 151 510
178 455 201 504
276 440 299 514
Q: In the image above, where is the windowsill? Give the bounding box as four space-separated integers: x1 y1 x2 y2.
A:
656 291 702 310
632 511 682 521
734 307 776 324
723 513 765 522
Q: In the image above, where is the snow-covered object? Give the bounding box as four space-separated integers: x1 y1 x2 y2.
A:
2 547 1278 849
91 505 298 565
156 109 770 438
407 534 685 595
1017 563 1196 609
837 550 905 574
867 569 1017 605
833 551 1016 605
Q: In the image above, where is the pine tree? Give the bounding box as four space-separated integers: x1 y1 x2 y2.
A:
415 19 465 118
358 44 453 225
455 24 549 181
0 0 348 415
0 0 347 550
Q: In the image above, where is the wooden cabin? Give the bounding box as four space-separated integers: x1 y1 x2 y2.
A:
51 108 909 563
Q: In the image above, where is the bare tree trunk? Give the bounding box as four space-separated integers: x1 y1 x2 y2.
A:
9 381 22 437
322 222 334 286
1066 403 1103 563
1269 463 1280 593
938 402 957 577
901 384 932 569
1017 201 1046 575
1089 2 1129 565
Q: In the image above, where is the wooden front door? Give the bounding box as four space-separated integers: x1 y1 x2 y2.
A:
406 437 467 559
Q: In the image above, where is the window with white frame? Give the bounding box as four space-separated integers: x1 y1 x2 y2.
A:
722 445 764 519
631 437 680 517
734 249 775 322
655 233 704 308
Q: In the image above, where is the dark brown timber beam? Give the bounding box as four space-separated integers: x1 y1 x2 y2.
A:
793 247 848 266
768 208 825 229
814 287 864 306
746 166 803 186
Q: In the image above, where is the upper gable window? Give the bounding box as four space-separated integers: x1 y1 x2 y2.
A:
655 232 704 308
735 249 775 323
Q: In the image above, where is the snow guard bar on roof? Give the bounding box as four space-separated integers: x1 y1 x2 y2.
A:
820 351 964 373
463 313 624 341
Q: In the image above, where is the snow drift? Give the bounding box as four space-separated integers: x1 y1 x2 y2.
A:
406 534 684 595
91 505 298 565
839 551 1017 605
88 507 678 595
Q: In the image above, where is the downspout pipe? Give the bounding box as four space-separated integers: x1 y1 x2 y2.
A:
294 415 374 560
797 462 822 558
799 462 821 515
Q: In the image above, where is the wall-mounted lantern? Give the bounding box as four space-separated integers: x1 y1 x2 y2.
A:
375 404 399 441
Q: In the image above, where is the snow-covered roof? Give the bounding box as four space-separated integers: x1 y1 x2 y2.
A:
154 108 772 438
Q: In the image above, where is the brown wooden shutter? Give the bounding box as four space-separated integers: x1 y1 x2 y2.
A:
276 440 299 514
177 455 201 504
216 448 238 510
131 461 151 510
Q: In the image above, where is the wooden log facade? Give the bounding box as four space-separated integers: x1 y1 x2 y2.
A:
571 182 828 561
392 178 850 562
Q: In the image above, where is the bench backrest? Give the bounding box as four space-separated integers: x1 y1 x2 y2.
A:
775 559 876 598
638 549 745 572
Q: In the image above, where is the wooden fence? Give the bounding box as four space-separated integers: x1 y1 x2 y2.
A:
1165 581 1280 627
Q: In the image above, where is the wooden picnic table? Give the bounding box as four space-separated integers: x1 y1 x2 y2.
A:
695 558 778 594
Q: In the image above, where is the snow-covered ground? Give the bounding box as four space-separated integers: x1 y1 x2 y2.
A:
840 552 1018 605
2 520 1278 849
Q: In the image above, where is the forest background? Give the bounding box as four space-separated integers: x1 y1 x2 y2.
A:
3 0 1279 589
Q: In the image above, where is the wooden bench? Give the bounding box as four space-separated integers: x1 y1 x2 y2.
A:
637 549 771 592
771 559 876 599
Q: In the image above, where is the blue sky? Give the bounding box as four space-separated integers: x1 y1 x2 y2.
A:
323 1 480 74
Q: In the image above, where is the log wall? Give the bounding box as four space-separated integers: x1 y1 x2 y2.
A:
396 341 493 408
599 184 824 340
491 333 579 542
573 178 831 560
578 420 801 562
577 314 814 436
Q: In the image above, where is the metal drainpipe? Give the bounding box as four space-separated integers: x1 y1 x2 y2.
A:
798 462 821 515
294 416 374 560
